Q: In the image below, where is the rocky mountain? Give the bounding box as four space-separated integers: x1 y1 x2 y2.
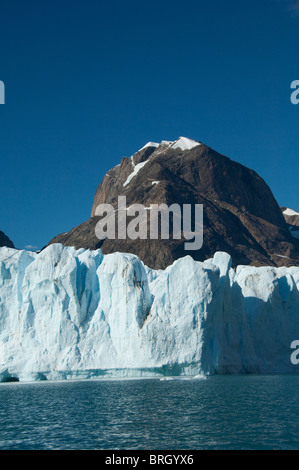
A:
48 137 299 269
281 207 299 241
0 231 14 248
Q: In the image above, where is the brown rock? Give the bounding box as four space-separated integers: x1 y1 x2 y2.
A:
48 138 299 269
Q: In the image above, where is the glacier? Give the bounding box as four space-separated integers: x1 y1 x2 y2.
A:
0 244 298 382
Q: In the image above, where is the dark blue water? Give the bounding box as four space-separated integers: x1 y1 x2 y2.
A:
0 375 298 450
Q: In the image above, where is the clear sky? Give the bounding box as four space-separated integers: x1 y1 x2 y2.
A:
0 0 298 250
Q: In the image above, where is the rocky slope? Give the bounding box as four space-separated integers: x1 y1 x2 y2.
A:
0 231 14 248
49 137 299 269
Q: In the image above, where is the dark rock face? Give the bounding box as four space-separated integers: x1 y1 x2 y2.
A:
0 231 14 248
48 138 299 269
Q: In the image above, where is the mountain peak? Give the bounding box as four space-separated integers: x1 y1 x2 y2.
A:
137 137 201 155
283 208 299 217
139 142 160 151
171 136 201 150
49 138 299 269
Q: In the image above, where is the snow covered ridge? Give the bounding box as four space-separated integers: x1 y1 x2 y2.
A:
139 137 201 153
289 227 299 240
123 137 201 187
0 244 299 382
283 208 299 217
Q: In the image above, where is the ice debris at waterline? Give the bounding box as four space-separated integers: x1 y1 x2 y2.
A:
0 244 298 382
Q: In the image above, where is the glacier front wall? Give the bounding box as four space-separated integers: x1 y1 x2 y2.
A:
0 244 298 382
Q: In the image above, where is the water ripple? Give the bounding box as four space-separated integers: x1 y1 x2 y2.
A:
0 375 298 450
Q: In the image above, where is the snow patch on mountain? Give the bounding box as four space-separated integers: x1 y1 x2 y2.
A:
284 208 299 217
135 137 201 157
124 160 149 187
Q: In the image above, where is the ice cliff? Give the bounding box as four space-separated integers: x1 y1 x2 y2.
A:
0 244 298 382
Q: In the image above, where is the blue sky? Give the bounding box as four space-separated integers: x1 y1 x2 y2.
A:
0 0 298 250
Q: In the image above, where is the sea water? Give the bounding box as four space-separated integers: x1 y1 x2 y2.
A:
0 375 298 450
